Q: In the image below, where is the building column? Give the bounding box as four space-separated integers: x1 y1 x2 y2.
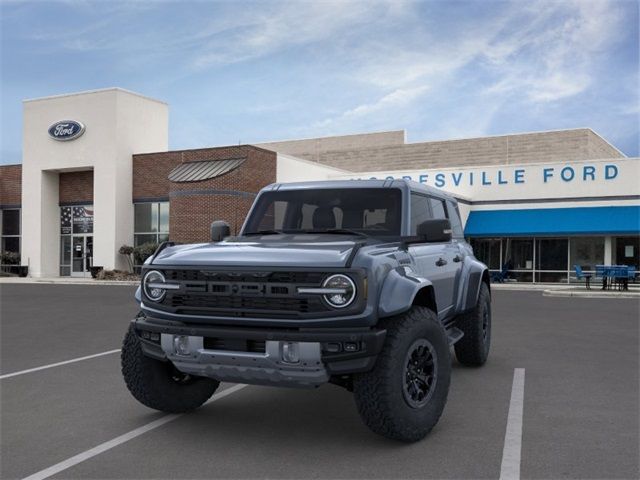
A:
92 162 133 271
21 170 60 277
604 236 613 265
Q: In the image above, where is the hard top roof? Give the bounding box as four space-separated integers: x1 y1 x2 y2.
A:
262 178 457 201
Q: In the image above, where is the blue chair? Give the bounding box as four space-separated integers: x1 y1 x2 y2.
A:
595 265 607 290
491 262 510 283
574 265 592 290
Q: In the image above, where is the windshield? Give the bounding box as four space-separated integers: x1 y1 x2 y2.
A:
243 188 402 237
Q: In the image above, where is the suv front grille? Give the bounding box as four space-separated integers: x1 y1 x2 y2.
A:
170 293 326 316
147 269 365 320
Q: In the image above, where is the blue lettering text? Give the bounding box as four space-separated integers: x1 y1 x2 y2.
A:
605 164 618 180
514 169 525 183
543 168 554 182
561 166 575 182
583 166 595 181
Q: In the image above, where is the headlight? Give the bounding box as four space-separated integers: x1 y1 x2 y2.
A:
322 274 356 308
143 270 167 302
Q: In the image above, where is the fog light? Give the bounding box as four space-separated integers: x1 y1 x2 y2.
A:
282 342 300 364
173 335 191 356
344 342 359 352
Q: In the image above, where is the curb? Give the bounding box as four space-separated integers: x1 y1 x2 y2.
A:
542 289 640 299
0 279 139 286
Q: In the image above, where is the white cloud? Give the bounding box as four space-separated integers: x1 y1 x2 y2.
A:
315 85 429 128
192 1 410 69
482 0 624 102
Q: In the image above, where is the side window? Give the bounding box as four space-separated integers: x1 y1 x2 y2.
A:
410 193 432 234
299 203 317 229
446 200 464 238
429 197 447 220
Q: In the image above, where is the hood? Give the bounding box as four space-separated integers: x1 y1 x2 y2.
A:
150 235 359 268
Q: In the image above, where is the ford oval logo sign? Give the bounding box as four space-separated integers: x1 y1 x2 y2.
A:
48 120 85 141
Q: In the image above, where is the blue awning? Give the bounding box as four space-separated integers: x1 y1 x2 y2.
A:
464 206 640 237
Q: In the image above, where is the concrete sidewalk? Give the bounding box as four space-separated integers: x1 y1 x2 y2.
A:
0 276 139 286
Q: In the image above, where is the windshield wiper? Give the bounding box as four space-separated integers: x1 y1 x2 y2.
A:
303 228 369 238
243 230 284 236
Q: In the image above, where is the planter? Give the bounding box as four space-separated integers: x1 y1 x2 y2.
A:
90 266 104 279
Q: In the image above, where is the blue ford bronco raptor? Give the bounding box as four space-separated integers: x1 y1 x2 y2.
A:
122 179 491 442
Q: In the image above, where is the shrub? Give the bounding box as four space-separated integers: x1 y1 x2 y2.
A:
96 269 139 281
0 251 20 265
119 245 135 272
133 242 159 267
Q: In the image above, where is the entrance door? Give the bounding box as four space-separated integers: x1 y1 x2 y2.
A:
71 236 93 277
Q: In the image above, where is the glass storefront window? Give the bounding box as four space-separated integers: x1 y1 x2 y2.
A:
133 202 169 263
135 203 159 233
536 238 568 271
2 209 20 236
536 271 567 282
2 236 20 253
159 203 169 233
60 236 71 266
470 238 501 269
134 233 158 246
614 236 639 267
72 206 93 234
504 238 533 270
570 237 604 270
1 208 21 261
59 206 93 276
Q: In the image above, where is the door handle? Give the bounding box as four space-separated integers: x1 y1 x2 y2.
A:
436 258 447 267
453 255 462 263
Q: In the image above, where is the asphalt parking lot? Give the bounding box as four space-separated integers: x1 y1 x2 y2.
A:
1 284 638 480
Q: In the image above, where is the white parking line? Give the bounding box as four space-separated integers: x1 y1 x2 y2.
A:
500 368 526 480
22 383 247 480
0 349 121 380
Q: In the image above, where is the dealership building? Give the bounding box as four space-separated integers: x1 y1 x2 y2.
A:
0 87 638 281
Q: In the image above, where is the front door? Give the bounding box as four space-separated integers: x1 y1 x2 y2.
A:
71 236 93 277
410 242 459 320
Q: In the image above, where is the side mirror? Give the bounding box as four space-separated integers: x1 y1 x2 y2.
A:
210 220 231 242
416 219 452 243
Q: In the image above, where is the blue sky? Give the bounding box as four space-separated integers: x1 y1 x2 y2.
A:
1 0 638 165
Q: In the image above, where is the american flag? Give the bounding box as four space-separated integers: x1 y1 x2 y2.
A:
60 207 72 232
73 207 93 218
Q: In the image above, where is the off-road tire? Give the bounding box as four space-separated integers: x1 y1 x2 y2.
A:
454 282 491 366
121 325 219 413
353 306 451 442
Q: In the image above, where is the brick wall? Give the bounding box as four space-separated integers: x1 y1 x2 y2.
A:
586 129 624 160
0 164 22 207
255 130 405 161
134 146 276 243
59 170 94 204
257 128 625 172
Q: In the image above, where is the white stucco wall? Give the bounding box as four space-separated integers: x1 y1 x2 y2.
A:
21 88 168 276
332 157 640 214
275 154 350 182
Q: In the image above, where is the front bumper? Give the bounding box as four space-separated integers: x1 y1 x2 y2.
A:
133 315 386 388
